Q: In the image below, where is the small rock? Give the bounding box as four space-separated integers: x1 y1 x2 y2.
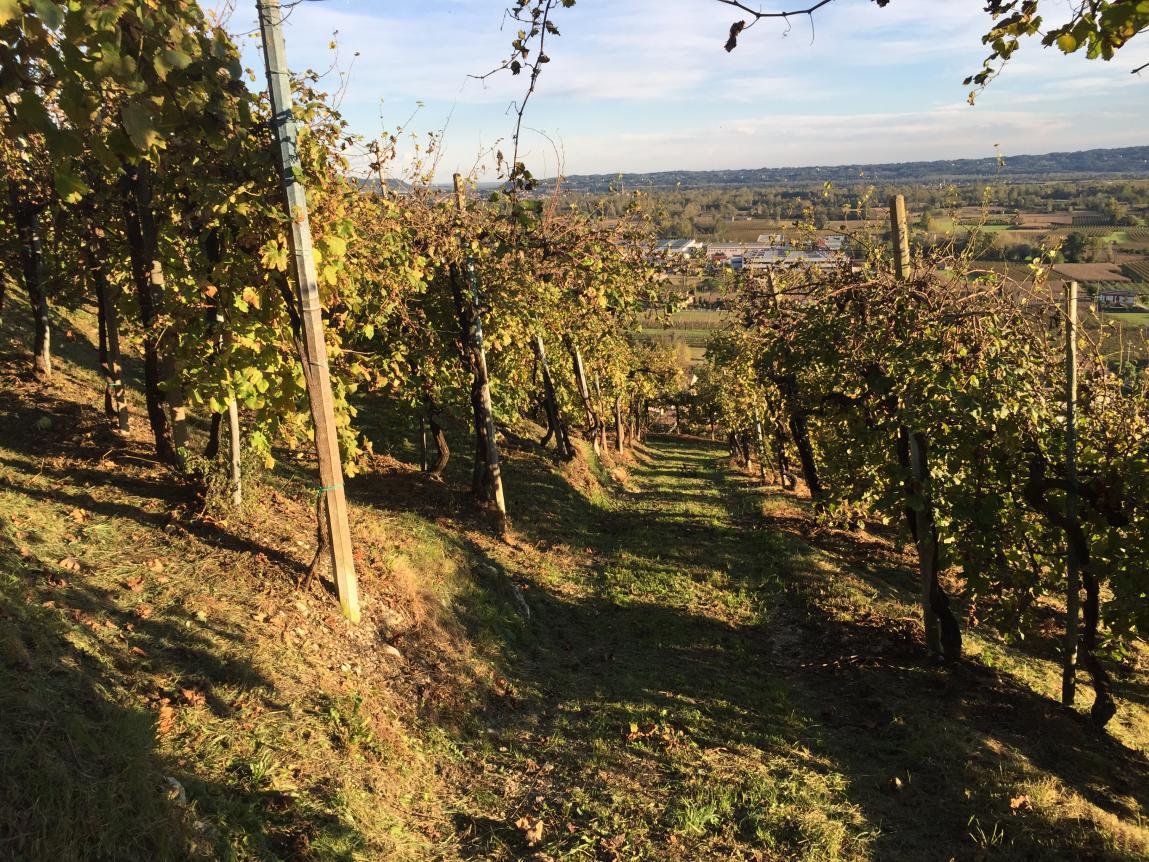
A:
194 610 208 623
377 604 412 639
191 819 219 841
162 776 188 806
381 644 403 660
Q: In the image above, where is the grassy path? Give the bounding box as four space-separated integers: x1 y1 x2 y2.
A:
454 436 865 860
453 435 1149 861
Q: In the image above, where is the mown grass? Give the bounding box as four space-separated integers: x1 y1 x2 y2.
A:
724 467 1149 861
443 437 872 860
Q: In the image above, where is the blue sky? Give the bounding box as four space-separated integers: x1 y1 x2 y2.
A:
208 1 1149 182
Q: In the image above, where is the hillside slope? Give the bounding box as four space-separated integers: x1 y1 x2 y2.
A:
1 298 1147 860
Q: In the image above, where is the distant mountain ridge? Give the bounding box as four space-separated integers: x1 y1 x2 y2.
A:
549 146 1149 193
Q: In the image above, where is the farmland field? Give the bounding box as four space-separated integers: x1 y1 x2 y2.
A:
642 309 726 364
1053 262 1130 282
1123 261 1149 281
1102 310 1149 327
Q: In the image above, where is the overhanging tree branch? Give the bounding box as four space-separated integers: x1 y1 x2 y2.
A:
716 0 886 51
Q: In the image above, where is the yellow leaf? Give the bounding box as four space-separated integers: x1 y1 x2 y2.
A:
323 235 348 258
0 0 20 26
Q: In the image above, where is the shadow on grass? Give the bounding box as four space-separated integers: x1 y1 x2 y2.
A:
721 463 1149 860
431 434 1149 861
0 513 380 860
0 341 371 859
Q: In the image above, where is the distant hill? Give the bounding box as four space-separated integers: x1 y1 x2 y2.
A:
549 146 1149 193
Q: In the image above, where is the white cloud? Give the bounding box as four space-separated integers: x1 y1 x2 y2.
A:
202 0 1149 180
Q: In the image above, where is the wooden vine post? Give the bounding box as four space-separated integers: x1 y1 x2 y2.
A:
614 394 625 453
228 396 243 507
889 193 911 282
566 337 598 450
1062 280 1081 705
257 0 359 622
890 193 942 656
752 407 768 485
452 173 507 522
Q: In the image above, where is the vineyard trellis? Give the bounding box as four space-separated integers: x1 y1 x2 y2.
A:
697 195 1149 726
0 0 680 622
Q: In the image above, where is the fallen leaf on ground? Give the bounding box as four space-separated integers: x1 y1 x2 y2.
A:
1010 794 1032 812
157 700 175 736
180 687 206 707
57 558 81 573
515 815 544 847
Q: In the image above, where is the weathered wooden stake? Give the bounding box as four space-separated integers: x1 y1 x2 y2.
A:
228 397 243 506
7 181 51 379
752 408 768 485
890 193 941 655
1062 280 1081 705
614 394 625 453
93 260 130 432
889 193 911 282
534 334 571 458
452 173 507 521
593 373 607 453
419 416 429 472
121 165 178 464
258 0 359 621
567 337 598 444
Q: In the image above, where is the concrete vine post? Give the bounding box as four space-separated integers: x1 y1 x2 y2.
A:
257 0 360 622
1062 280 1081 705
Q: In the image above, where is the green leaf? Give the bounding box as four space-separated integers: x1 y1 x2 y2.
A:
53 166 90 204
120 101 162 152
154 48 192 80
30 0 61 29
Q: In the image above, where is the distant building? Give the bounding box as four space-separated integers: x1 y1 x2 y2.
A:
1097 287 1137 307
703 241 845 273
655 239 702 257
